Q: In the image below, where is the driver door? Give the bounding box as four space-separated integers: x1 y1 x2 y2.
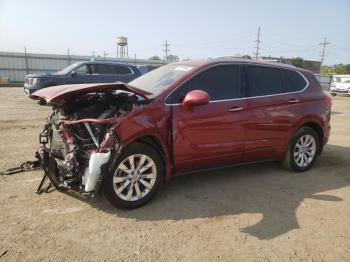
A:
168 65 247 173
66 64 91 84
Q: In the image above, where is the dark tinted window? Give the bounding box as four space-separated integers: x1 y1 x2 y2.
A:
114 65 132 75
246 66 283 96
167 65 241 104
282 69 307 92
93 64 132 75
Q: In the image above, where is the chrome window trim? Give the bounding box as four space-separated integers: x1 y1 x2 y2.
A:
164 63 309 106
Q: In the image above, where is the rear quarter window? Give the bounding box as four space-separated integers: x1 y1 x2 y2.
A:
282 69 307 92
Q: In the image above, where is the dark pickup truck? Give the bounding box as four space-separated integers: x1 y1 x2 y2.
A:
24 61 142 96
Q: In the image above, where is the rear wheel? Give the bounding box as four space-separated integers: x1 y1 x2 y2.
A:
281 127 320 172
102 142 164 209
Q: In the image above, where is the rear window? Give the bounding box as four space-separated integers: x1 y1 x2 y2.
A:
246 66 283 96
282 69 307 92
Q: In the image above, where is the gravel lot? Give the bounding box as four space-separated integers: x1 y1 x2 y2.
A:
0 87 349 262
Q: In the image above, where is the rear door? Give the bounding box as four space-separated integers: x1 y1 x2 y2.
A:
168 64 247 173
243 65 303 162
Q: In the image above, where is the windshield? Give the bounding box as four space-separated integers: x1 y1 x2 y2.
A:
55 63 82 75
129 64 194 95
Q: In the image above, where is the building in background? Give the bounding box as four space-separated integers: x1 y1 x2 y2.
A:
260 56 321 73
0 51 165 84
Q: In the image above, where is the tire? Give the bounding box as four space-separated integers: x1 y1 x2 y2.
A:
102 142 164 209
331 93 337 96
281 126 320 172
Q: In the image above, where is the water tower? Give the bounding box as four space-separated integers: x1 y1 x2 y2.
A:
117 36 128 59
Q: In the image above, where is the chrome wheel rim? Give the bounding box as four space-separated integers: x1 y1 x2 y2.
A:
113 154 157 201
294 135 316 168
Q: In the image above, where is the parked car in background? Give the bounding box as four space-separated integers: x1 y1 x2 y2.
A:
24 61 142 96
137 65 161 75
330 80 350 96
33 58 331 209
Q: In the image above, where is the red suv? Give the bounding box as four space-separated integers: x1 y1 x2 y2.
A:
33 58 331 209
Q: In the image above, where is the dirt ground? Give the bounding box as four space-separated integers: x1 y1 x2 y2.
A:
0 87 349 262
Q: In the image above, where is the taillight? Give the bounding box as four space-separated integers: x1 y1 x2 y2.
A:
325 95 332 109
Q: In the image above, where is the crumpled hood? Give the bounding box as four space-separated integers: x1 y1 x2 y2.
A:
32 82 152 105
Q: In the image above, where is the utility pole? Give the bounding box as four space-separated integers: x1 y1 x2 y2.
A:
24 46 29 74
163 40 170 63
254 27 261 60
103 51 108 60
319 37 330 65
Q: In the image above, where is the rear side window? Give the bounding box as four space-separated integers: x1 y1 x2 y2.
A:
282 69 307 92
114 65 132 75
166 65 241 104
246 66 283 96
94 64 132 75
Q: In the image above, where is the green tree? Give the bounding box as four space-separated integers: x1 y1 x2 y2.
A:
321 64 350 75
149 56 161 61
291 57 304 68
167 54 179 63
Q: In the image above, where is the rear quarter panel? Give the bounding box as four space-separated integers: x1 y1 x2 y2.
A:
278 70 330 159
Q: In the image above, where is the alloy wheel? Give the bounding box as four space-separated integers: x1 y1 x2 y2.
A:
293 134 316 168
113 154 157 201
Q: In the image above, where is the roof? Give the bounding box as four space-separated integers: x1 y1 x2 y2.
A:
173 58 298 70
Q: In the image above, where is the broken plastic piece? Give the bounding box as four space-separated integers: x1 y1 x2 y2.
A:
82 152 111 192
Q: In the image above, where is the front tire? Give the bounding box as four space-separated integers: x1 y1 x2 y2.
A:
281 127 320 172
102 142 164 209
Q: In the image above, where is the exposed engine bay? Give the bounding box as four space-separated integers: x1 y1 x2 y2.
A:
37 90 147 197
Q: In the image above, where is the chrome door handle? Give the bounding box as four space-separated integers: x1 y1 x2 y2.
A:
288 99 300 103
228 107 243 112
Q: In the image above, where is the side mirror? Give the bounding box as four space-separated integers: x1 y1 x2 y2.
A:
182 90 210 109
70 70 77 77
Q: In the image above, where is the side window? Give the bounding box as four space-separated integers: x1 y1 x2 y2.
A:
246 66 283 96
167 65 241 104
95 64 114 74
282 69 307 92
75 65 87 75
113 65 132 75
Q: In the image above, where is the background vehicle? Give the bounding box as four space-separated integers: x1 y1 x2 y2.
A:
33 58 331 209
330 80 350 96
24 61 142 96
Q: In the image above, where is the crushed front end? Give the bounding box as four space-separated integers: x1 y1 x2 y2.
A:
34 84 149 198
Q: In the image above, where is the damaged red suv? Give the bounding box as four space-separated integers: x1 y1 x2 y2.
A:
33 58 331 209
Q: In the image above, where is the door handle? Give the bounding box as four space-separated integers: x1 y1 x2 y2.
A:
288 98 300 103
228 107 243 112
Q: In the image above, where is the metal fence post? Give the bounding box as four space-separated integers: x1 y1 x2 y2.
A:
24 47 29 74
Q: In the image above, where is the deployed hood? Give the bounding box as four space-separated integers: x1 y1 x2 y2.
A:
32 82 152 105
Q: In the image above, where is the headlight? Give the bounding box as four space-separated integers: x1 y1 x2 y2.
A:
32 78 40 85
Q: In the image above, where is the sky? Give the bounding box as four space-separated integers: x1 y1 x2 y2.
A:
0 0 349 65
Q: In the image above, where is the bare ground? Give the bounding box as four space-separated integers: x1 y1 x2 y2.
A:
0 88 349 262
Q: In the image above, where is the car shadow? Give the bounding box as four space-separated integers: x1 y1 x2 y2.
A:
83 144 350 240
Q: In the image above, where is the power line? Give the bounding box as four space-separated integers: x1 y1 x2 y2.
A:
319 37 331 65
254 26 261 59
163 40 170 63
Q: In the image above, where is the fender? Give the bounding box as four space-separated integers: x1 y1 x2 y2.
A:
114 100 173 182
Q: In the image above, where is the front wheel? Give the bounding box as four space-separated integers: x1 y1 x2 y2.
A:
102 142 164 209
281 127 320 172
